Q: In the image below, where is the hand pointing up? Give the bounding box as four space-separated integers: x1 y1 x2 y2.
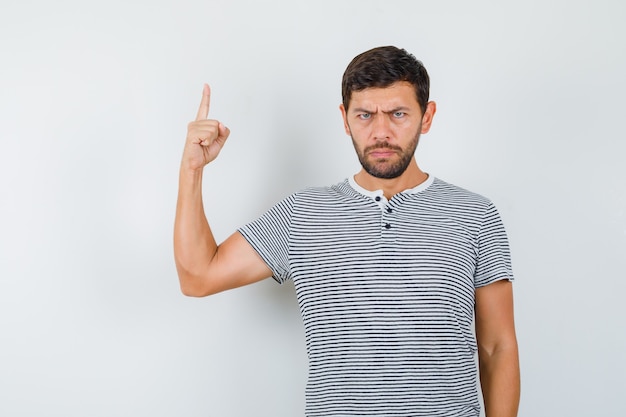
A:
182 84 231 171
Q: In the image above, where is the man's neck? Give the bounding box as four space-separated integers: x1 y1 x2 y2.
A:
353 162 428 200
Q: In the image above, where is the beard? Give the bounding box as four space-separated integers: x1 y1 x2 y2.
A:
351 129 421 179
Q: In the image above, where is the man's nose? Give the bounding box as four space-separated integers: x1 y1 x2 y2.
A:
372 114 391 141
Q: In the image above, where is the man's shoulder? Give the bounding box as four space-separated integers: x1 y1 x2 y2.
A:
283 179 369 213
293 178 354 199
416 177 496 218
428 177 493 205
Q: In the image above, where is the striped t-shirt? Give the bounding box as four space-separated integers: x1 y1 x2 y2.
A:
238 175 513 417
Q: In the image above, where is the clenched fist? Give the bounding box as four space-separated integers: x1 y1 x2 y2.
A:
181 84 231 171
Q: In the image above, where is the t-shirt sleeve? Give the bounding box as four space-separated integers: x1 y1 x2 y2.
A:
237 194 295 284
474 202 514 288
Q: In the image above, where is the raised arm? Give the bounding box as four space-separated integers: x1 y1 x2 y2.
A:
174 84 272 297
475 279 521 417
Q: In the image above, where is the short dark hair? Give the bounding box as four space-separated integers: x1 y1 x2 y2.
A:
341 46 430 114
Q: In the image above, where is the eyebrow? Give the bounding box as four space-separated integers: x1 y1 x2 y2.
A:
351 106 411 114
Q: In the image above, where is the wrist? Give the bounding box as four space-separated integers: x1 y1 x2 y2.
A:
179 164 204 187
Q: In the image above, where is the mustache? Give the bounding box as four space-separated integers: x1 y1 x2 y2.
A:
364 142 402 153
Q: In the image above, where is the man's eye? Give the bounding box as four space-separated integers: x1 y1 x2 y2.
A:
358 113 371 120
393 111 405 118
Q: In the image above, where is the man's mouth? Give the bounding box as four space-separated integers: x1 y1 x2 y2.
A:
366 144 400 159
369 149 396 158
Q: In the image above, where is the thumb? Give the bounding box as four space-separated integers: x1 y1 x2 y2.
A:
218 122 231 140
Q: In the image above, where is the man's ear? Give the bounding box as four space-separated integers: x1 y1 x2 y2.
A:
339 104 351 136
420 101 437 134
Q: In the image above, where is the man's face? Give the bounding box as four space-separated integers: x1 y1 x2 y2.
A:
340 82 433 179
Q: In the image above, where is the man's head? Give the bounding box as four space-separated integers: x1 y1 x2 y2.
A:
341 46 430 115
339 46 436 183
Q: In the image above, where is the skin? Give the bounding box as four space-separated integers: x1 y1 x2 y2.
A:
476 280 521 417
174 84 272 297
174 82 520 417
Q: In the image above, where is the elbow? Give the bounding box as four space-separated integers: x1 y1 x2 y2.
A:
175 265 213 297
478 338 520 376
178 276 217 297
179 281 207 297
479 338 518 362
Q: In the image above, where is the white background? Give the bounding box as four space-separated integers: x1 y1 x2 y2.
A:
1 0 625 416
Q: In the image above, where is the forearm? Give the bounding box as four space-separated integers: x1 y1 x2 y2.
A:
479 345 520 417
173 167 217 295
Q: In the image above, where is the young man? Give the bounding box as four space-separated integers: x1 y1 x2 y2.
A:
174 46 520 417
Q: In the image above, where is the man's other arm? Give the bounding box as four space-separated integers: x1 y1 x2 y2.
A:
475 280 521 417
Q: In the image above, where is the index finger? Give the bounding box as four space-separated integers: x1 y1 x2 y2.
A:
195 83 211 121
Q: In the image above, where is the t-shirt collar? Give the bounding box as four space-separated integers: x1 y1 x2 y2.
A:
348 174 434 200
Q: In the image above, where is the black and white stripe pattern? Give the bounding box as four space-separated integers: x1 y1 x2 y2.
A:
238 176 513 417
